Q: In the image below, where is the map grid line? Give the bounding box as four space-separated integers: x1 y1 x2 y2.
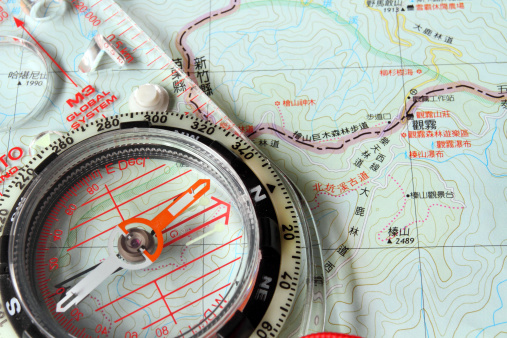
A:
397 13 429 338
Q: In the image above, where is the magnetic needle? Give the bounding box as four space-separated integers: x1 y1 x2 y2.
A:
0 112 324 337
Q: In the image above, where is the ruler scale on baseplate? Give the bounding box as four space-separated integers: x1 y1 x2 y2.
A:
72 0 238 132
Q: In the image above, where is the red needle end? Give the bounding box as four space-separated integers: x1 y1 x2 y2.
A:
14 17 24 28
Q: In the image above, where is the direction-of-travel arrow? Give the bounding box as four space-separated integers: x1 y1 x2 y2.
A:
14 17 78 87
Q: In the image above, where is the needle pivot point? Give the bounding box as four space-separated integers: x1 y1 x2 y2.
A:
118 228 155 263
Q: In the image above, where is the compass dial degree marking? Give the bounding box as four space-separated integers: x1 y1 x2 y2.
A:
1 112 305 338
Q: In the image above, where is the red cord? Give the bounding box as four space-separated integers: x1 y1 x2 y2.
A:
301 333 363 338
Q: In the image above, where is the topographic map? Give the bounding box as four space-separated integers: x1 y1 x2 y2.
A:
0 0 506 337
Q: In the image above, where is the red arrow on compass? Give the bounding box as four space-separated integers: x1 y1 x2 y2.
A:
14 17 78 87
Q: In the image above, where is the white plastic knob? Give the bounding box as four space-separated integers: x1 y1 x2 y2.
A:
129 84 169 112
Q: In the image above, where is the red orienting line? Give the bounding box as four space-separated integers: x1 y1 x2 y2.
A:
70 205 114 231
67 225 116 251
115 257 240 322
142 283 231 330
91 0 103 7
105 184 124 221
118 170 191 207
82 164 166 206
155 281 177 324
131 193 179 218
72 170 190 230
96 236 242 311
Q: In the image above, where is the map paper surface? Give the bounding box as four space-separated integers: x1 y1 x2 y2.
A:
0 0 506 337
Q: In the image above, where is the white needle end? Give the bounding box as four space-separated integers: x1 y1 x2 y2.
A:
56 291 79 313
186 223 225 246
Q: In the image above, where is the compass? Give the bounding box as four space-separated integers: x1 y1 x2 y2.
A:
0 112 324 337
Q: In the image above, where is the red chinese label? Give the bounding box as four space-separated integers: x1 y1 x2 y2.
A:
313 171 369 194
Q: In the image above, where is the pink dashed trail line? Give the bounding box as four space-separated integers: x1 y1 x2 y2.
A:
99 247 187 272
378 175 465 242
91 295 112 336
275 105 286 129
311 181 370 211
143 246 187 272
